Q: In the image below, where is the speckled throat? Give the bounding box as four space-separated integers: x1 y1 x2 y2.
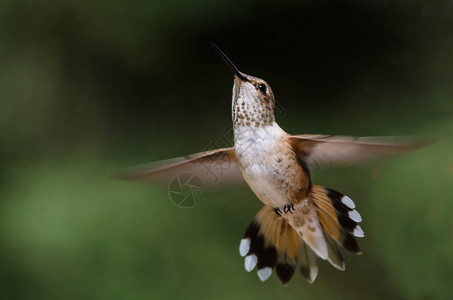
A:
232 97 275 128
231 76 276 129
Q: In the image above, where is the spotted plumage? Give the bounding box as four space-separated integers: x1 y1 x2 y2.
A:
117 45 428 285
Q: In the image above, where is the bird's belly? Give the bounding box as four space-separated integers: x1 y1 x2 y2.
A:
235 137 307 208
241 163 287 207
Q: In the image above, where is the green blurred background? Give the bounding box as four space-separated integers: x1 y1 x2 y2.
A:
1 0 453 299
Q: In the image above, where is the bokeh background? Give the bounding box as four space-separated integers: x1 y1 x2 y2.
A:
1 0 453 299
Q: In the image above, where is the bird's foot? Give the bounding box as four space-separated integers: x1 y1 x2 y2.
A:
273 204 295 216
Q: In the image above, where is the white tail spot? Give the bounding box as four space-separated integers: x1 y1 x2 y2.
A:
239 238 250 257
353 225 365 237
341 196 355 209
308 265 319 284
245 254 257 272
349 209 362 223
257 267 272 281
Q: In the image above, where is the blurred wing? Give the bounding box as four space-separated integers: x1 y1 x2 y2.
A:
115 147 244 187
289 134 428 170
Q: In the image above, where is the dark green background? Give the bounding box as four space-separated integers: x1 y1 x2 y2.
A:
1 0 452 299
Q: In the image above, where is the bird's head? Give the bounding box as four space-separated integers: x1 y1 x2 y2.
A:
212 44 276 128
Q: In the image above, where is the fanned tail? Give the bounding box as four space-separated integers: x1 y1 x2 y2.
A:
239 185 364 285
310 184 364 256
239 206 319 285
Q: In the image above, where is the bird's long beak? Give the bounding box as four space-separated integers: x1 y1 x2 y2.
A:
211 44 248 81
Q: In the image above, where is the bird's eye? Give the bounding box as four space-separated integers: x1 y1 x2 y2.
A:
258 84 267 94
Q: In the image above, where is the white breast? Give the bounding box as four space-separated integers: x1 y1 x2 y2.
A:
234 123 292 207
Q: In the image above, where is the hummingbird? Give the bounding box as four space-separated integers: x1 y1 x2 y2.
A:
118 44 426 285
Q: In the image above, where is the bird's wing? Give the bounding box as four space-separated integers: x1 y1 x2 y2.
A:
114 147 244 187
289 134 428 170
